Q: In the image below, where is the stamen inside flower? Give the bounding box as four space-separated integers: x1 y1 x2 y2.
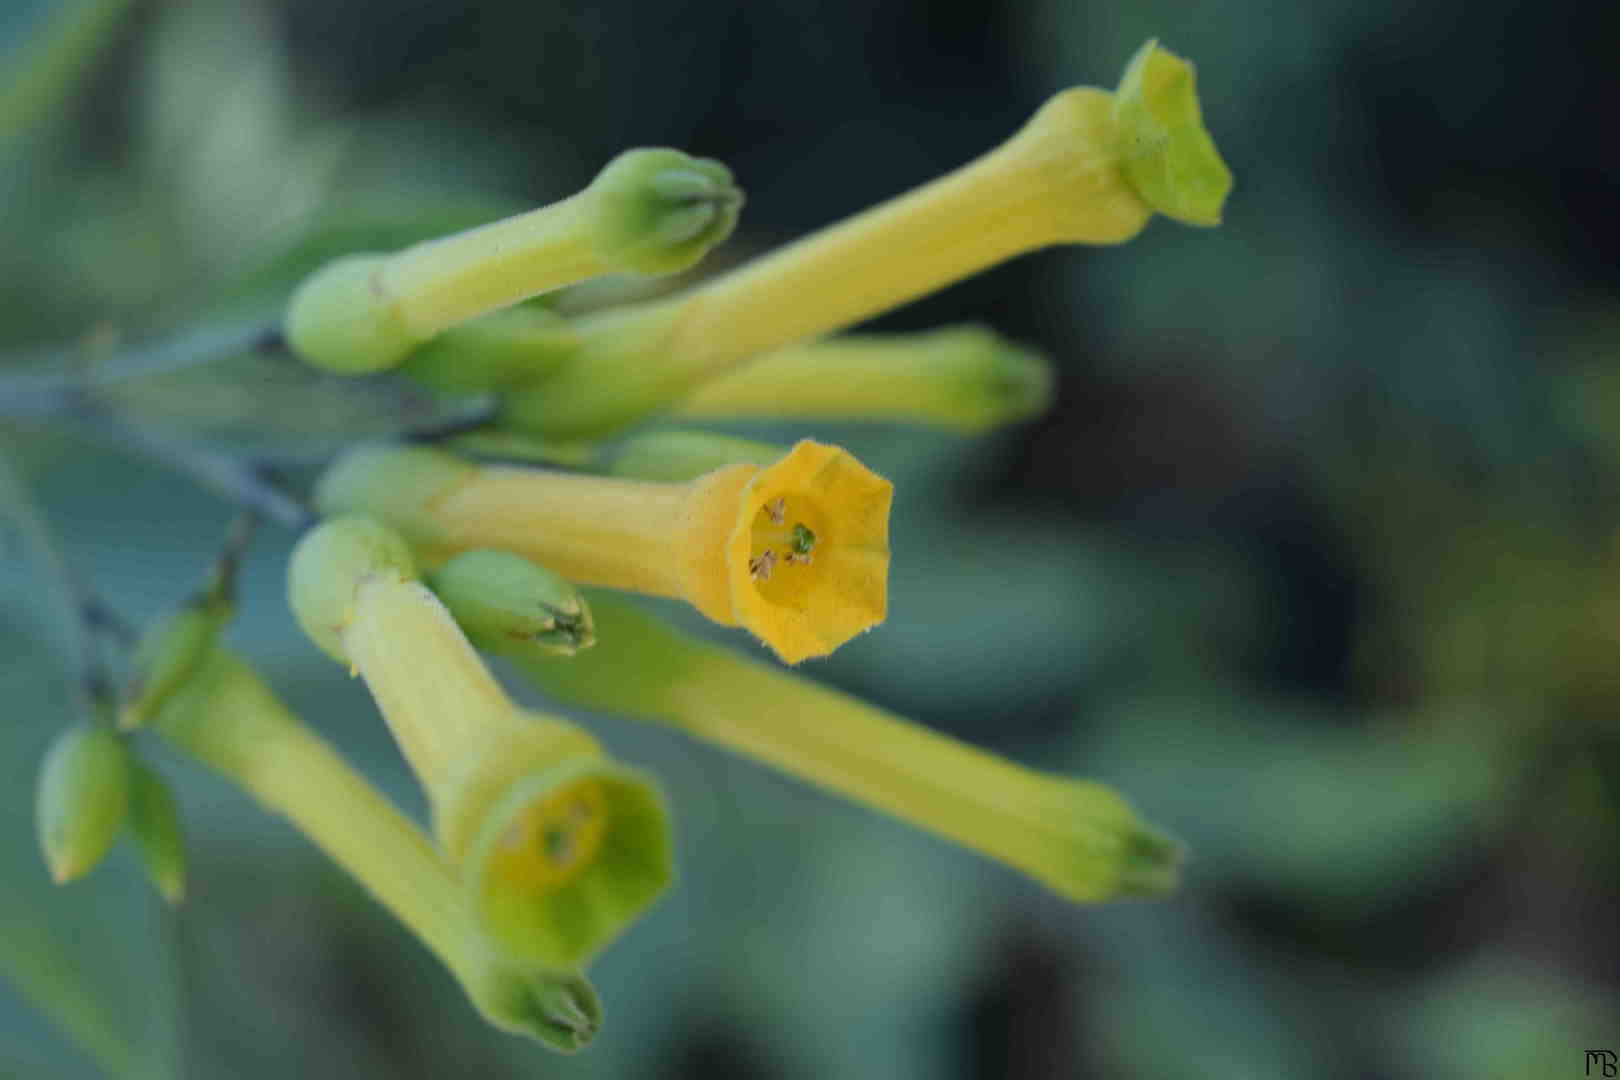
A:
747 496 825 600
489 778 608 891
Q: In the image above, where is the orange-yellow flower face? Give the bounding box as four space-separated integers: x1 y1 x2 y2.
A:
720 440 891 664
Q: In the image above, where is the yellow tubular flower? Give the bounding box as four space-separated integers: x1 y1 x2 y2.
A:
145 646 604 1051
285 148 742 375
287 517 672 969
671 325 1054 433
500 40 1229 440
501 595 1182 903
314 441 893 664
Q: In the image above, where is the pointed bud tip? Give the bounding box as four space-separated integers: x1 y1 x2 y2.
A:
588 148 744 276
1113 825 1184 898
470 966 603 1052
430 550 596 660
36 726 131 887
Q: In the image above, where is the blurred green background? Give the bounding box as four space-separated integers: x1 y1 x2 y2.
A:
4 0 1620 1076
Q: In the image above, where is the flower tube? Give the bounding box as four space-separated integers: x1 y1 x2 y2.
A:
144 645 603 1051
501 40 1229 438
287 516 672 969
315 441 892 664
501 594 1181 903
286 148 742 374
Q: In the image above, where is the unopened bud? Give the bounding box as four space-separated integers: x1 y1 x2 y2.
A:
400 304 579 393
36 725 131 885
128 762 186 904
673 325 1054 433
463 962 603 1052
285 148 741 374
120 601 227 730
429 550 595 657
607 430 785 484
287 515 418 663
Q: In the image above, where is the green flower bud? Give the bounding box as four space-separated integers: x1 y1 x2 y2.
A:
607 430 786 484
428 550 595 656
287 514 417 663
462 961 603 1053
400 304 580 393
312 444 473 564
1112 39 1233 227
128 762 186 904
585 148 743 277
35 725 131 885
284 148 741 375
673 324 1055 433
119 601 227 730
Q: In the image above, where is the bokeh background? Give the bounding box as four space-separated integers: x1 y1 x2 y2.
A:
4 0 1620 1076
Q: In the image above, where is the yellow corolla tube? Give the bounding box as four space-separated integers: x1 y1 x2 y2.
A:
144 645 604 1050
285 148 742 375
314 441 893 664
504 595 1182 903
500 40 1230 439
287 516 672 969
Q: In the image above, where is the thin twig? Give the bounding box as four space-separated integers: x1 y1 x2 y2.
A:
0 451 118 711
82 595 137 647
0 322 283 413
95 421 314 531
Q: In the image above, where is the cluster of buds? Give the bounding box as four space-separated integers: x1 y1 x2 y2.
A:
36 41 1228 1051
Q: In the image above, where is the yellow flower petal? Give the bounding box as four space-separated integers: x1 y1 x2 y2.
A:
721 440 891 663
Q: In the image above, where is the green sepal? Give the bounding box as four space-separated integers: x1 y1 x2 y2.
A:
1112 39 1233 227
463 963 603 1052
428 550 595 657
128 762 187 904
35 725 131 885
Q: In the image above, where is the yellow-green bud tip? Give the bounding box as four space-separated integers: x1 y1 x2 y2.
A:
288 515 418 664
1037 779 1184 902
285 254 417 375
429 550 595 657
587 148 743 276
1112 824 1182 899
466 965 603 1052
1112 39 1233 227
36 725 131 885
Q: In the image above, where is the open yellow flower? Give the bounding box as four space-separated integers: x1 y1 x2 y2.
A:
287 516 672 969
315 440 892 664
